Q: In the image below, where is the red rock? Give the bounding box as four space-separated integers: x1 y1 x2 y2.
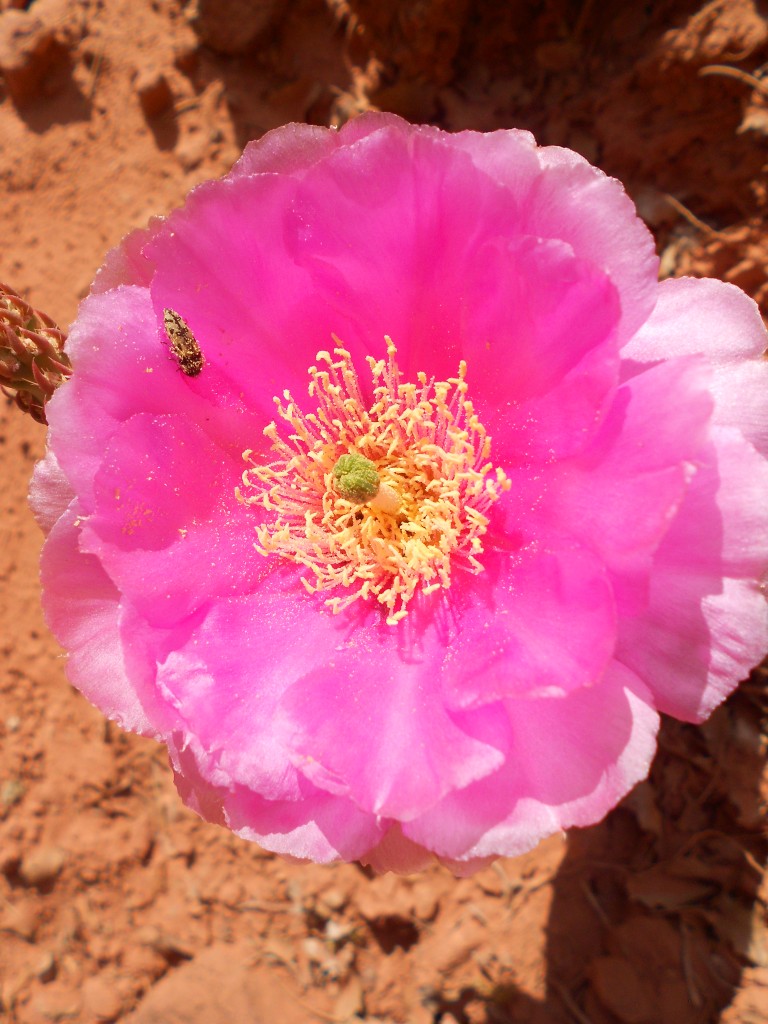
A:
122 944 311 1024
82 974 124 1022
186 0 280 55
0 9 55 104
134 67 172 119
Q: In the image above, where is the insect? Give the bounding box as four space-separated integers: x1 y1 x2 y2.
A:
162 308 204 377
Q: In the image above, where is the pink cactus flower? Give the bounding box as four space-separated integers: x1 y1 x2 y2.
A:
31 114 768 873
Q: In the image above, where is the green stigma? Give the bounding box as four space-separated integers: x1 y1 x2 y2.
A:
333 453 380 503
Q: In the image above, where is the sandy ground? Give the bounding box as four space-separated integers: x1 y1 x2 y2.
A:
1 0 768 1021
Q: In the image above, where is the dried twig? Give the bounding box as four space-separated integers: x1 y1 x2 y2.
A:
699 64 768 97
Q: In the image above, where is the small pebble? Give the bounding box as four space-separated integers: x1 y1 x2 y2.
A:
1 899 37 940
82 974 123 1022
19 845 65 887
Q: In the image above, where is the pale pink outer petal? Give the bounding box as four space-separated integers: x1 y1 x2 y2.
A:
622 276 768 453
617 276 768 720
360 824 496 876
501 355 715 592
169 736 384 863
230 122 340 178
402 663 659 860
29 451 73 534
451 129 660 347
39 502 166 736
358 824 436 875
617 427 768 722
91 220 164 296
231 112 411 180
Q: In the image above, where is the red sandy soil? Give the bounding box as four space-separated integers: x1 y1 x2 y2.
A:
1 1 768 1022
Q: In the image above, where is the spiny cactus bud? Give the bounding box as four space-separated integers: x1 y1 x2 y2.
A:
0 283 71 425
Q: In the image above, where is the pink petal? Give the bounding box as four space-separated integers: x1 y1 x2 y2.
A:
441 542 616 708
78 413 263 628
618 428 768 722
452 128 659 346
403 663 659 860
92 222 161 294
506 355 715 582
284 127 620 408
143 172 380 413
276 624 510 820
169 735 383 863
463 234 621 462
231 112 411 180
151 570 508 822
47 286 262 508
359 824 435 875
29 451 74 534
155 594 305 802
39 502 167 736
623 276 768 453
231 122 339 178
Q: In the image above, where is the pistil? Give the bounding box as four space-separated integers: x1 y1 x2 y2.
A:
332 453 401 514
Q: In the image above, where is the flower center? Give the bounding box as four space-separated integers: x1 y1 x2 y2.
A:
238 339 509 625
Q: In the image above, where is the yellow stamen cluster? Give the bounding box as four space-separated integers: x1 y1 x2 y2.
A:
238 339 510 625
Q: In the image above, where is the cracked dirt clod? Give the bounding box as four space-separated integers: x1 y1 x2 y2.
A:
0 9 56 104
186 0 281 55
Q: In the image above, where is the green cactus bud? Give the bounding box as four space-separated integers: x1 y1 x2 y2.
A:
0 283 71 425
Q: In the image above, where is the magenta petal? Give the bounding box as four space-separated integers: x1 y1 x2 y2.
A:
463 234 621 461
624 276 768 453
155 595 304 801
282 125 521 384
617 428 768 722
143 173 385 414
508 355 715 579
282 126 623 459
39 502 166 736
169 736 383 863
404 663 659 860
278 648 509 821
78 413 263 628
47 286 262 508
441 543 616 708
452 127 659 346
